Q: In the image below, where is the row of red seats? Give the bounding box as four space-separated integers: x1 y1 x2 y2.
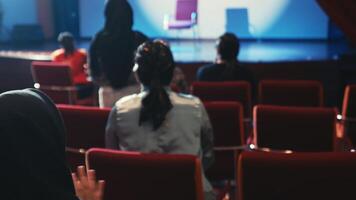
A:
57 83 356 199
192 81 356 149
191 80 323 118
31 61 324 110
33 60 356 146
59 102 339 180
68 147 356 200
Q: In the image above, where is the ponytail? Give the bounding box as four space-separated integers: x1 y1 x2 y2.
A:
135 41 175 130
139 79 172 130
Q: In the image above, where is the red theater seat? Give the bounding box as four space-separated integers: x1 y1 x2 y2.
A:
238 152 356 200
253 105 337 151
204 102 245 181
191 81 252 118
86 148 204 200
258 80 324 107
341 84 356 146
57 104 111 149
31 61 94 105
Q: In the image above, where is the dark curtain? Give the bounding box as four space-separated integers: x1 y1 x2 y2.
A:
317 0 356 45
52 0 80 38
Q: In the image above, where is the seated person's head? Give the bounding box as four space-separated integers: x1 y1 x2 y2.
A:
133 40 175 130
134 40 175 88
58 32 75 53
0 89 75 199
216 32 240 62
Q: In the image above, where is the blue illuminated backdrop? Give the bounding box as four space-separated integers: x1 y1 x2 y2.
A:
78 0 328 39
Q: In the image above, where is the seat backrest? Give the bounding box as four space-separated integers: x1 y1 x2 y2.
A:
342 84 356 145
86 148 204 200
176 0 198 21
31 61 74 86
238 152 356 200
204 102 245 147
192 81 252 118
258 80 323 107
57 104 111 149
32 61 77 104
253 105 337 151
204 101 244 181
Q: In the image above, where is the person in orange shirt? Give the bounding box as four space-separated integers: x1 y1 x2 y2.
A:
51 32 94 98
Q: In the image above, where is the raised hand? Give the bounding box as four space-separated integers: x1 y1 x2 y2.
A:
72 166 105 200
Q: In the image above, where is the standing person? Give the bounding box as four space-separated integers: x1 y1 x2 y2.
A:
0 89 104 200
196 32 254 83
51 32 94 99
105 41 216 200
88 0 148 108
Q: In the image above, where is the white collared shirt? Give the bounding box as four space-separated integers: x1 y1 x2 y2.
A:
106 90 214 195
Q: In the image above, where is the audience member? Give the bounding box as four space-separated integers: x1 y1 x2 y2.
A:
51 32 94 99
88 0 148 108
196 33 254 83
0 89 104 200
105 41 215 200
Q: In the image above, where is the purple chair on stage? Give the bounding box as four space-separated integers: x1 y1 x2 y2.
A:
164 0 198 38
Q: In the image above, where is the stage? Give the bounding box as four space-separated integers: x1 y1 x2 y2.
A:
0 39 352 62
0 39 355 108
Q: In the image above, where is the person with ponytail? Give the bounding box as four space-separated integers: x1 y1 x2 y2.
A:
106 40 216 200
196 32 254 83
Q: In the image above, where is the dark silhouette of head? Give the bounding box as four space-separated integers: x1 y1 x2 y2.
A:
57 32 75 54
0 89 75 199
216 33 240 61
104 0 133 33
134 40 175 130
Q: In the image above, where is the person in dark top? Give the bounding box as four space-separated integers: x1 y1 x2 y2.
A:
88 0 148 108
196 33 254 83
0 89 104 200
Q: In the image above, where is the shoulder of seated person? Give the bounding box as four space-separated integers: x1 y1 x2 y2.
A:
200 63 216 69
77 48 87 54
173 92 201 104
115 93 140 106
200 63 222 72
51 49 64 57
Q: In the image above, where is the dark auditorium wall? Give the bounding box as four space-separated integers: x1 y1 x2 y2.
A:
52 0 80 38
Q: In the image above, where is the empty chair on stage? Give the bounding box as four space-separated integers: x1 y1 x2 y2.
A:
253 105 337 152
258 80 323 107
237 151 356 200
86 148 204 200
163 0 198 38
